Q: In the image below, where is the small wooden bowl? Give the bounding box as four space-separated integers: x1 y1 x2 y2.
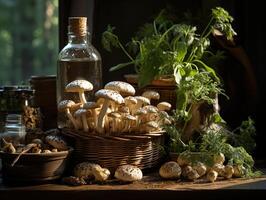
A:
0 148 73 183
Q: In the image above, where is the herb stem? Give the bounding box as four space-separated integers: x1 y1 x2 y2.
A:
118 42 135 62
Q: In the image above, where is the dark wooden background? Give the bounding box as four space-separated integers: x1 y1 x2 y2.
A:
59 0 266 163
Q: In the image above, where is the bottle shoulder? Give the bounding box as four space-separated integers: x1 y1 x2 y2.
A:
58 43 101 61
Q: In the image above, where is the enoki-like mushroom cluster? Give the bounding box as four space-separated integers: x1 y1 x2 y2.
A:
58 80 172 135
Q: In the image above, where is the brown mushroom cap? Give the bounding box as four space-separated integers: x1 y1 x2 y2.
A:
104 81 135 96
157 102 172 111
83 102 100 109
65 80 93 93
114 165 143 182
142 90 160 100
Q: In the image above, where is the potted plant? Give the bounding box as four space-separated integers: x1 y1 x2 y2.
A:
102 7 260 178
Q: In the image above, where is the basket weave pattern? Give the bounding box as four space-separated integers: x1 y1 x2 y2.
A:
62 129 165 172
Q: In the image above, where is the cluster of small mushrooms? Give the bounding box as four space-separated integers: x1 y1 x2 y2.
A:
62 163 143 186
159 152 245 182
0 130 70 166
59 80 172 134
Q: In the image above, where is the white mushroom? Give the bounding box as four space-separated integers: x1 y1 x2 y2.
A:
207 169 218 182
104 81 135 97
74 108 89 132
83 102 100 129
65 80 93 104
108 112 121 133
157 102 172 111
95 89 124 134
114 165 143 182
124 96 137 114
233 165 245 178
159 161 182 179
58 100 79 130
187 169 200 181
133 96 150 114
182 165 193 177
140 121 159 133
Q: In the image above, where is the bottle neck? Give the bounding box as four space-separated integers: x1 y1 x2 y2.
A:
68 33 89 44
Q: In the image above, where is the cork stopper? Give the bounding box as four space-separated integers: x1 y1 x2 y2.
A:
68 17 87 36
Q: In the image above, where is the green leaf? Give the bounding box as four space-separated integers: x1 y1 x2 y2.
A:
174 42 187 61
109 61 134 71
193 59 220 82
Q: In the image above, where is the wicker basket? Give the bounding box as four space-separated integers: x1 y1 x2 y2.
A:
62 129 165 173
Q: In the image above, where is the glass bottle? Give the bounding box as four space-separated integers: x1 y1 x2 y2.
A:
57 17 102 129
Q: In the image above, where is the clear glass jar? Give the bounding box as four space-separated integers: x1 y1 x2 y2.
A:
57 17 102 129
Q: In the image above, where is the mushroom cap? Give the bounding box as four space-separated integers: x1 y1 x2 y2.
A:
124 96 137 105
108 112 121 119
83 102 100 109
135 108 147 115
142 90 160 100
58 100 76 111
95 89 124 104
192 162 207 177
104 81 135 96
159 161 182 179
145 121 159 128
135 96 150 105
157 102 172 111
187 169 200 180
143 105 159 113
65 80 93 92
213 153 225 165
74 162 102 179
118 105 130 113
74 108 87 117
212 163 225 176
114 165 143 182
92 167 111 182
45 135 68 151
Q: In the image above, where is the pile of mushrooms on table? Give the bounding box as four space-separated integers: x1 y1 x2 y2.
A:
58 80 172 135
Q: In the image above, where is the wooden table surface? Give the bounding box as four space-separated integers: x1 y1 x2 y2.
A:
1 172 266 200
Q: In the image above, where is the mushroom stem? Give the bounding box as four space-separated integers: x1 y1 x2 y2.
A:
66 108 79 130
81 114 89 132
79 92 87 104
97 99 110 133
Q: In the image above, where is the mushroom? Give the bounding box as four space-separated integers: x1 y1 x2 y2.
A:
65 80 93 104
92 167 111 182
108 112 121 133
182 165 193 177
213 153 225 165
74 162 102 180
212 163 225 176
114 165 143 182
140 121 159 133
45 135 68 151
233 165 245 178
43 149 52 153
133 96 150 114
121 114 136 132
187 169 200 181
207 169 218 182
159 161 182 179
104 81 135 97
1 138 16 153
83 102 100 128
74 108 89 132
95 89 124 134
142 105 159 121
157 102 172 111
192 162 207 177
58 100 79 130
222 165 234 179
142 90 160 101
124 96 137 114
